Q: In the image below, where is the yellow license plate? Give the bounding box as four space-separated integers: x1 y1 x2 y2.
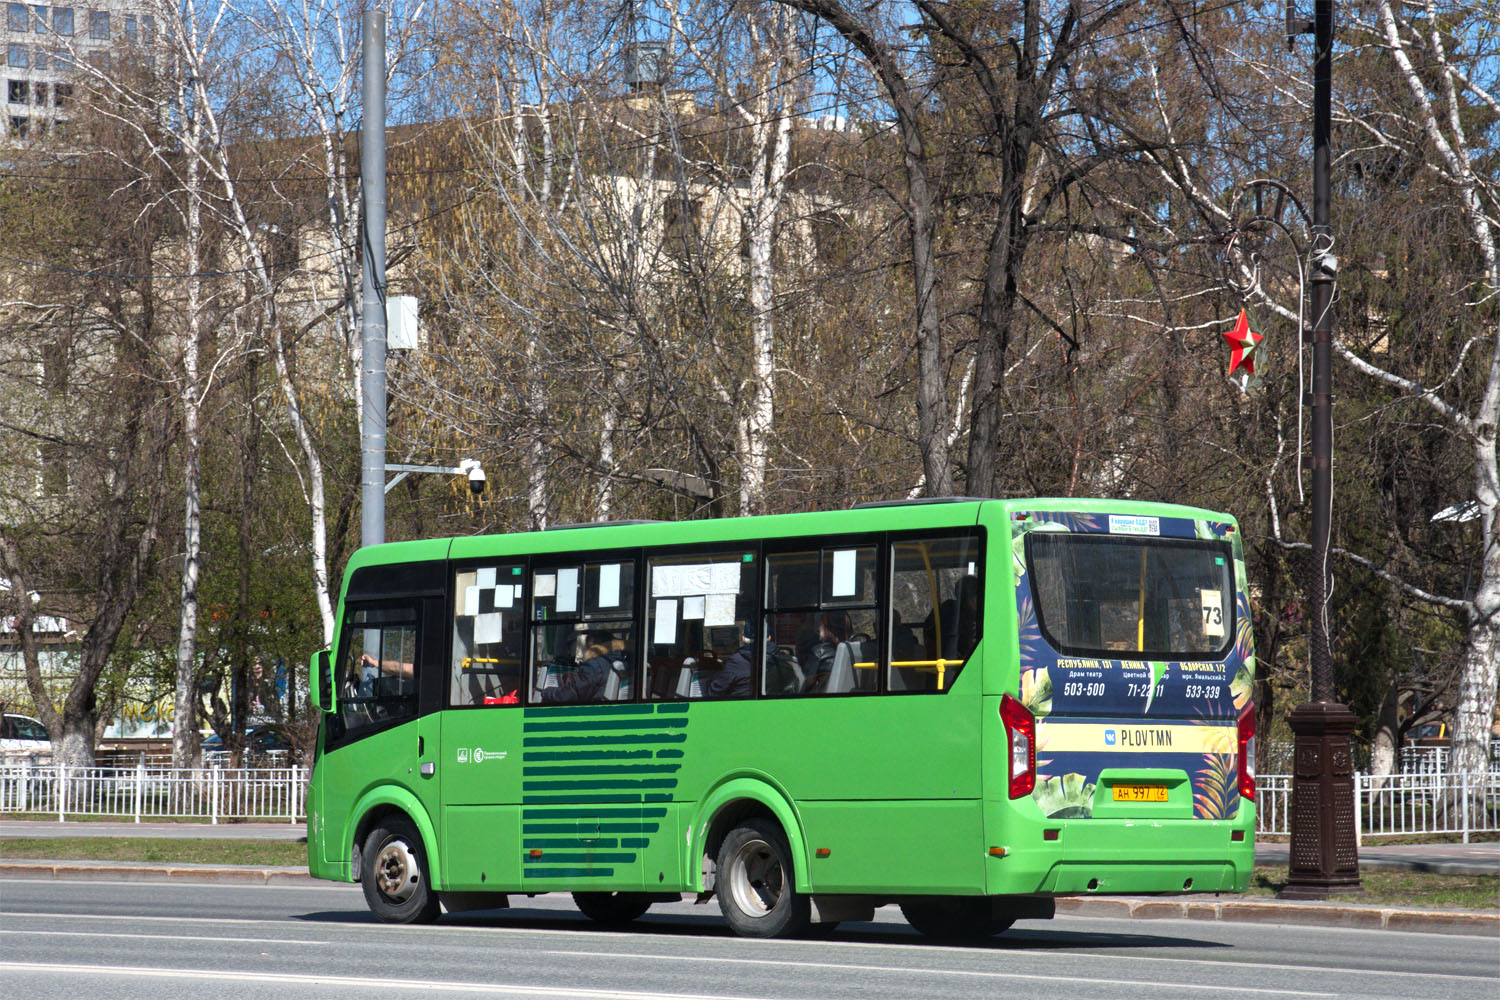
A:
1112 784 1168 802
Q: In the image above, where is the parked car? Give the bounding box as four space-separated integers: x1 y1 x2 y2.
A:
1408 721 1449 747
201 724 292 762
1 713 52 761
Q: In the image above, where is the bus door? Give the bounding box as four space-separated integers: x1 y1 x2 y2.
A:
439 562 528 891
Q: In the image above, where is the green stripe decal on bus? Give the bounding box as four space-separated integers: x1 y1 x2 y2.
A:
522 733 687 747
520 703 689 880
524 718 689 732
519 773 678 779
523 779 679 791
525 750 658 761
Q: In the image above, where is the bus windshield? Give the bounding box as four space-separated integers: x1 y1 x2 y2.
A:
1026 534 1234 659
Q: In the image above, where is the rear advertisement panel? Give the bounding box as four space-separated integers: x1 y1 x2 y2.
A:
1011 510 1254 820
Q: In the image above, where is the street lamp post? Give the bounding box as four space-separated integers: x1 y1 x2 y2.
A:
1280 0 1361 899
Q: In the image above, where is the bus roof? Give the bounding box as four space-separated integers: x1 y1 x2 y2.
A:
341 496 1239 582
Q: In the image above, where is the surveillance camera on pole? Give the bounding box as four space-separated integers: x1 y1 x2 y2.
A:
384 458 487 497
460 459 486 495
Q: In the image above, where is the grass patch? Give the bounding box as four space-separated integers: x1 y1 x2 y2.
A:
1246 865 1499 911
0 837 306 867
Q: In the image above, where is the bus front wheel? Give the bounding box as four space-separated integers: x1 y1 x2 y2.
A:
361 817 441 924
900 898 1015 940
573 892 652 924
716 818 810 938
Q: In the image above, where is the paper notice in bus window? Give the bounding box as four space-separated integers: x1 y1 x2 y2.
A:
831 549 856 597
474 613 503 645
463 586 480 617
495 585 514 609
534 573 556 598
682 563 712 596
682 595 705 620
653 566 683 597
655 600 678 643
705 593 736 627
557 568 579 613
1200 588 1225 637
599 563 621 607
477 567 497 588
710 562 740 595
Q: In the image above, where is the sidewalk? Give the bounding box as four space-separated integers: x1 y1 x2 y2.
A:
3 820 1495 937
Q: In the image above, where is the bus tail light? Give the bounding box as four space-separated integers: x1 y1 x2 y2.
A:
1000 694 1036 798
1237 707 1256 799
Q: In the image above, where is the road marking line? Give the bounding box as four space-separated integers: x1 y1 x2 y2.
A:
539 949 1336 996
0 929 324 945
0 963 768 999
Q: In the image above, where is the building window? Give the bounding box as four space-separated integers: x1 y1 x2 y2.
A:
139 13 151 42
663 196 701 260
53 80 68 106
7 43 27 69
51 5 70 35
32 47 46 69
7 78 27 104
9 114 27 137
6 3 26 31
32 80 45 104
123 12 133 41
30 4 45 30
87 8 106 39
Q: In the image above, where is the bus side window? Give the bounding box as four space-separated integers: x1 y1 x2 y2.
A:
765 546 879 697
644 552 755 700
888 534 982 693
450 565 525 707
529 559 637 704
337 605 419 732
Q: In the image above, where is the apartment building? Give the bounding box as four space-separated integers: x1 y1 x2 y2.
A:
3 0 154 140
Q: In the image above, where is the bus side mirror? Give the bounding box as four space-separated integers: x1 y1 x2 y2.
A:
310 649 335 713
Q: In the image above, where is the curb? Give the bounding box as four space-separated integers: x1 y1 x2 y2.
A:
1055 895 1500 937
5 861 1496 936
1 861 312 885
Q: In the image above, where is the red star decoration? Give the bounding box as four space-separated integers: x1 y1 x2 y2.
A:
1224 309 1263 376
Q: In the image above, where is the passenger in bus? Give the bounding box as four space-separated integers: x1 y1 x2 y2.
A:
538 631 621 704
801 612 850 694
707 621 758 699
927 575 980 660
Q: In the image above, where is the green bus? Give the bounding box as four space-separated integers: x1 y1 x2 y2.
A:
306 497 1256 938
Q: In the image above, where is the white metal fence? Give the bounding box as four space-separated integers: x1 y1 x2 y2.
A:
2 762 1495 840
0 763 306 824
1256 771 1500 843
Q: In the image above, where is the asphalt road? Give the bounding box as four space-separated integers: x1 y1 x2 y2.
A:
2 878 1496 1000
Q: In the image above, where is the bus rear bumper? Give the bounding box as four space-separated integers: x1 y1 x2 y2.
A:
988 816 1256 896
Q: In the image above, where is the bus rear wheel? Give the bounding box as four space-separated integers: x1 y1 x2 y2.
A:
361 817 441 924
716 818 810 938
573 892 652 924
900 898 1015 940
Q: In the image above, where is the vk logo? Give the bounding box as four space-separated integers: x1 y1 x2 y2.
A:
1104 729 1117 746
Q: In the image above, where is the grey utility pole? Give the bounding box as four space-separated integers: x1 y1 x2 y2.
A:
360 10 388 548
1280 0 1361 899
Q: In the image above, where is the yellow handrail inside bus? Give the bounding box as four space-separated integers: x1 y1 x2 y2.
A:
1137 548 1148 652
462 657 520 671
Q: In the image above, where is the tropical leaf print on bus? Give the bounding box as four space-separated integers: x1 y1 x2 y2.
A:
1230 664 1253 713
1192 754 1239 819
1021 665 1052 716
1017 596 1043 669
1034 773 1096 819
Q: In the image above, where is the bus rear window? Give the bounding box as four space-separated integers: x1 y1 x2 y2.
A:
1026 534 1234 659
